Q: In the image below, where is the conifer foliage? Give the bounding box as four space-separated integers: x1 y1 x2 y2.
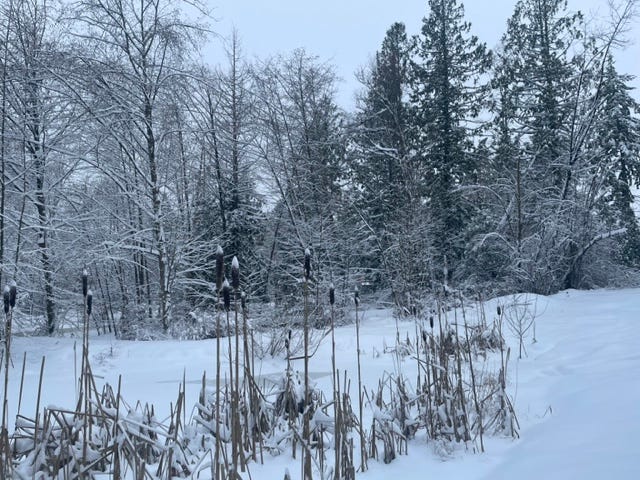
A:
409 0 492 286
0 0 635 330
472 0 640 292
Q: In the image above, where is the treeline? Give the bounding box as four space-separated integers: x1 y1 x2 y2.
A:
0 0 638 335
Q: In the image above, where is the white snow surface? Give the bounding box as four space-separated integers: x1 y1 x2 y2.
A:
4 288 640 479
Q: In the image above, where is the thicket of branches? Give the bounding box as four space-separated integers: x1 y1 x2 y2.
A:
0 0 638 335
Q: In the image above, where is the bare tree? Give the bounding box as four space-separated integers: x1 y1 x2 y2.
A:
71 0 206 331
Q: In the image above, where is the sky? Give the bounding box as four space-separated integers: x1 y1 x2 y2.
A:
203 0 640 109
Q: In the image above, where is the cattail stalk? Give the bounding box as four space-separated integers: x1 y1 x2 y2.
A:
453 304 470 443
329 284 341 480
496 304 508 433
461 297 483 452
302 248 312 480
285 328 296 459
354 286 367 472
240 291 255 460
1 284 13 479
81 270 91 468
214 246 223 480
222 278 235 474
231 256 243 473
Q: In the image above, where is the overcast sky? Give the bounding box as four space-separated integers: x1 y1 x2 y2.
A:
204 0 640 108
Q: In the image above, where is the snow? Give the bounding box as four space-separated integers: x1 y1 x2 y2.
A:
479 289 640 479
3 288 640 478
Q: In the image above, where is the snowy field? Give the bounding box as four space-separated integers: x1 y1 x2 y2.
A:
3 288 640 479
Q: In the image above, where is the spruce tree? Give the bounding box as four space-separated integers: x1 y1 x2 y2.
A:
593 59 640 267
409 0 491 286
355 21 411 230
352 23 422 299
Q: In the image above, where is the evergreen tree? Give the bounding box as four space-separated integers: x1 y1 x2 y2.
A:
213 36 266 296
351 23 428 304
476 0 582 292
409 0 492 286
478 0 640 292
592 60 640 268
354 22 411 233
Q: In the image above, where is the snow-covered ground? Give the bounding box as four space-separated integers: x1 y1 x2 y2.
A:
3 288 640 479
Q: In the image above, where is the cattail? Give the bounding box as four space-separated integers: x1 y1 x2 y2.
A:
497 305 502 316
304 248 311 281
231 256 240 290
3 286 9 314
329 283 335 306
215 246 224 293
285 329 292 350
222 279 231 311
9 280 16 309
354 286 360 307
87 290 93 316
422 330 427 343
82 269 88 297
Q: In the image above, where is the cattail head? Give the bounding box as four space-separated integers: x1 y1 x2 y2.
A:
496 305 502 316
231 256 240 290
354 286 360 307
329 283 335 306
304 248 311 281
82 269 88 297
9 280 16 308
3 286 9 314
215 246 224 293
429 315 434 329
87 290 93 316
222 279 231 311
422 330 427 343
